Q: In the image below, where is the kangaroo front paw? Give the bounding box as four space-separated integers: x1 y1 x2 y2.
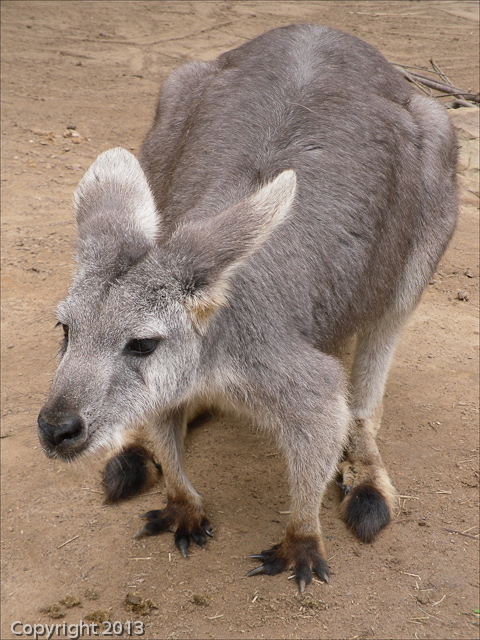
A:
338 460 396 542
102 444 161 503
247 535 329 592
134 502 212 557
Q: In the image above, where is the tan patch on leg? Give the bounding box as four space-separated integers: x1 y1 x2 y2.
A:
362 403 384 438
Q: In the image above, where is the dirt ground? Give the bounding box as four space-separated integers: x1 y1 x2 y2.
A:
1 2 479 639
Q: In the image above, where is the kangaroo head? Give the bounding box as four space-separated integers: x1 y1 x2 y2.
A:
38 148 296 460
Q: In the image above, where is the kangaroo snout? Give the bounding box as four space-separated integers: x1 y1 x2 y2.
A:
37 412 86 458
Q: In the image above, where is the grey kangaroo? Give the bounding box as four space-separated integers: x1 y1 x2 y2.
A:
38 25 458 592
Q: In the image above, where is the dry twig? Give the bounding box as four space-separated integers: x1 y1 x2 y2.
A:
58 534 79 549
444 528 480 540
394 62 479 105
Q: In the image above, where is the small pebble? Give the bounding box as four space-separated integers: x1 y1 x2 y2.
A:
457 291 469 301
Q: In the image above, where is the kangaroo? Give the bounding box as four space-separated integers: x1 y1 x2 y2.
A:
38 24 458 592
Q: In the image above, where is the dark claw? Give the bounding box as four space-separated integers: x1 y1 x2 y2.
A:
191 531 206 548
250 548 275 562
201 521 213 538
175 533 190 558
133 526 149 540
295 563 312 593
248 552 286 577
313 558 330 583
258 548 276 561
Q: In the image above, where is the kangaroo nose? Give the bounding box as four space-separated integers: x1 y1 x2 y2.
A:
37 414 86 453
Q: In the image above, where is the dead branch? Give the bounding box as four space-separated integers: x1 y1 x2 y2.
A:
452 98 477 108
395 67 431 95
394 64 479 104
430 59 453 86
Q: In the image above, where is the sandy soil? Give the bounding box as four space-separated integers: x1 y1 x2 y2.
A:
1 2 479 639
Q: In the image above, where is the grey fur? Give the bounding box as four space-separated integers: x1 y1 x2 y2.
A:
38 25 458 586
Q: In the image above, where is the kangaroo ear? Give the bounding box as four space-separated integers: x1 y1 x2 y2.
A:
73 148 160 265
168 170 297 332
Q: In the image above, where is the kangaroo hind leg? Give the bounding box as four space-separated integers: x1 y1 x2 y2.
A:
339 311 406 542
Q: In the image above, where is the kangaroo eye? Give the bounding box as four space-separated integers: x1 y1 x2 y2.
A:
55 322 69 355
125 338 159 356
55 321 69 339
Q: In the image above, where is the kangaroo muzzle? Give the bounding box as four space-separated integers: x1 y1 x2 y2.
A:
37 411 87 459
